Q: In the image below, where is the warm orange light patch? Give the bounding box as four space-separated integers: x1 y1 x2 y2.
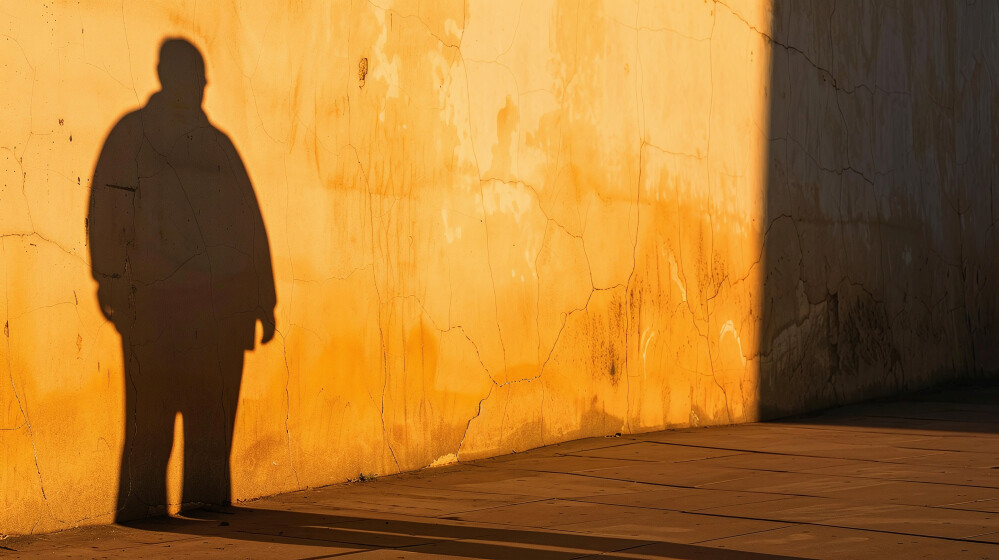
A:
0 0 776 534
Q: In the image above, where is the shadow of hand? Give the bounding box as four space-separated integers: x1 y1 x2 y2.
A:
97 284 115 320
260 312 276 344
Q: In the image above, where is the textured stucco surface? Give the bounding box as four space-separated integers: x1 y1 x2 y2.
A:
0 0 994 535
760 1 999 416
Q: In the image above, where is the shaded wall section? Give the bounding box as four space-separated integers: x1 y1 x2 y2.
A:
760 1 999 418
1 0 774 533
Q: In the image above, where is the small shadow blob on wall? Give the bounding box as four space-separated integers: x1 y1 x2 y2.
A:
88 38 276 520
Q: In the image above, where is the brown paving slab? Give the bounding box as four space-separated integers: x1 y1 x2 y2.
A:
567 441 748 463
135 508 649 554
800 460 999 487
773 418 996 438
92 538 362 559
700 471 888 497
471 453 649 473
698 496 999 539
0 523 218 557
0 535 74 555
388 469 656 499
698 524 999 560
817 480 999 507
631 428 942 462
569 486 790 512
630 428 799 449
444 497 790 544
255 479 541 517
445 498 638 528
833 411 999 429
893 437 999 454
575 462 766 488
809 415 999 435
972 531 999 544
472 437 637 461
753 425 940 446
940 499 999 513
691 453 862 473
207 509 667 559
337 548 511 560
119 508 533 551
420 538 817 560
550 509 790 544
311 550 444 559
1 528 359 559
443 499 789 545
862 406 999 425
723 422 943 439
574 542 814 560
391 527 661 559
739 442 944 462
886 450 999 469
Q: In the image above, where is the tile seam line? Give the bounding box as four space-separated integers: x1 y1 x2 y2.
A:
556 508 999 547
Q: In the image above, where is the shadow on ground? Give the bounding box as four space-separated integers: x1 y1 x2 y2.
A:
774 381 999 435
122 507 810 560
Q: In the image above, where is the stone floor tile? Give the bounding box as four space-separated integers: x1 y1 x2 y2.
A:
818 480 999 507
698 525 999 560
566 441 748 463
472 453 648 473
693 453 864 474
380 467 654 499
550 509 791 544
443 497 793 544
575 462 765 488
400 470 655 499
699 496 999 539
574 541 814 559
569 486 789 512
255 481 541 517
810 415 999 436
970 531 999 544
886 450 999 469
444 498 639 528
800 460 999 487
939 499 999 514
398 527 659 559
700 471 887 496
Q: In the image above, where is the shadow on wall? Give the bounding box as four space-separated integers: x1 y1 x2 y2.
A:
87 38 277 520
759 2 999 421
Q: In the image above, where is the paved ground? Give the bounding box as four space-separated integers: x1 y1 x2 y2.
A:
4 384 999 559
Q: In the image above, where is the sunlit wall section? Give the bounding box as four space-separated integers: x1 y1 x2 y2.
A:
0 0 774 534
454 0 774 456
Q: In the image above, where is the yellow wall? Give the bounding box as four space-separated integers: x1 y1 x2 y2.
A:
2 0 994 535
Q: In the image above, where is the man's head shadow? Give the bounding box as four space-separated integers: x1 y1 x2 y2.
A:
157 38 207 108
88 36 276 521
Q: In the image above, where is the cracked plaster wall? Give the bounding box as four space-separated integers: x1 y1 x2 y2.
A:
759 1 999 417
1 0 990 536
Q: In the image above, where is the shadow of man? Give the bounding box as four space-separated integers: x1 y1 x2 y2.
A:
88 38 276 521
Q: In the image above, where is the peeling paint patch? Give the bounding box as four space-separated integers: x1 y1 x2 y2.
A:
427 452 458 468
